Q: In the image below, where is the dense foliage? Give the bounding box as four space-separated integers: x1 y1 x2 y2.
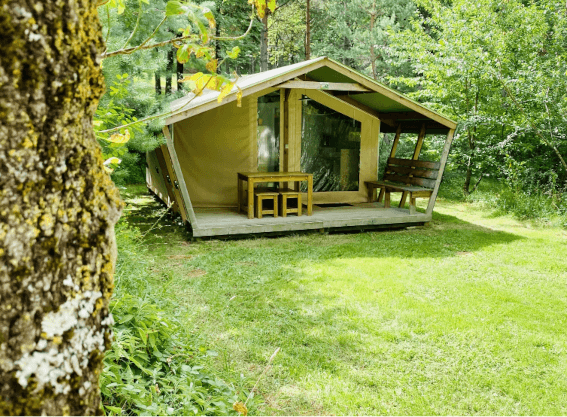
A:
101 224 257 415
387 0 567 199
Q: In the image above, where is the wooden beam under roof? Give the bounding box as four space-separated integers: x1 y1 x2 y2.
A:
328 93 396 128
276 80 371 92
377 111 429 120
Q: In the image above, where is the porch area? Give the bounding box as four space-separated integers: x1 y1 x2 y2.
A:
192 202 430 237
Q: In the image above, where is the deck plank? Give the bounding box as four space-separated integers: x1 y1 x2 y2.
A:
192 203 430 237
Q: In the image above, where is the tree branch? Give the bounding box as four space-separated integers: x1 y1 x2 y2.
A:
102 5 255 59
121 0 143 49
102 15 170 58
97 74 221 135
472 171 485 193
495 63 567 174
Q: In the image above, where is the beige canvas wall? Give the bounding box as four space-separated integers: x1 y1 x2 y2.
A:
168 87 380 208
173 96 256 207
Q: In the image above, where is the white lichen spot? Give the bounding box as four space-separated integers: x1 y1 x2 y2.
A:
14 6 33 19
63 275 74 287
15 291 107 393
28 32 42 42
101 313 114 327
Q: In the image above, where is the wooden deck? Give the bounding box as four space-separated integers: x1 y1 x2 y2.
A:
191 202 431 237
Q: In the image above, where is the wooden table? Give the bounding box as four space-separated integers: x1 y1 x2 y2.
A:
237 172 313 219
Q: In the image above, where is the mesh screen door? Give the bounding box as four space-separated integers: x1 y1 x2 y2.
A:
300 96 361 192
257 91 280 172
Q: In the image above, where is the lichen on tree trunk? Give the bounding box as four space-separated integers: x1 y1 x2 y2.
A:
0 0 121 415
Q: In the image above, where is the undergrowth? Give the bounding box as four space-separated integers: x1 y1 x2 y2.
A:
100 225 257 416
439 173 567 227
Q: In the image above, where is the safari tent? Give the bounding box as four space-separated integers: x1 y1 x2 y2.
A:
146 57 457 237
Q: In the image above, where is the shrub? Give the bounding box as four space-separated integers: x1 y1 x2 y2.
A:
101 225 254 415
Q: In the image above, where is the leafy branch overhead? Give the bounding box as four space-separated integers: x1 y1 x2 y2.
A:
96 0 276 156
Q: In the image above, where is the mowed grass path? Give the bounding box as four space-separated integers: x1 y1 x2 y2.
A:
122 185 567 415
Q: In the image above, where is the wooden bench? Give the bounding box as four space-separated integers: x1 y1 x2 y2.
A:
366 158 441 214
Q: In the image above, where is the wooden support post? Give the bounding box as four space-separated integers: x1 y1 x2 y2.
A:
378 124 402 203
384 190 391 208
159 145 188 223
237 177 242 214
409 197 417 215
248 179 255 219
307 174 313 216
400 123 426 208
426 128 456 215
163 126 198 227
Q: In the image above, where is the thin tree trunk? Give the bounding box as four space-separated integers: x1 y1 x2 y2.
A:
215 19 222 61
370 2 377 80
155 71 162 95
0 0 121 414
177 61 184 91
260 14 269 71
463 161 473 196
305 0 311 60
165 48 173 94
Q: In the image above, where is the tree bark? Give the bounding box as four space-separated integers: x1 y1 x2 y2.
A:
260 14 269 71
370 2 377 80
165 48 173 94
176 61 184 91
0 0 121 414
305 0 311 60
155 71 162 95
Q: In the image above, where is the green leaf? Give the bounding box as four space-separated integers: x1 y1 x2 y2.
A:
137 327 147 344
165 0 185 16
176 44 192 64
149 333 158 351
202 7 216 29
119 314 135 324
227 46 240 59
105 405 123 415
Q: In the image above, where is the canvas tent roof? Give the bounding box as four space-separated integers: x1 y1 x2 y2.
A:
166 56 457 134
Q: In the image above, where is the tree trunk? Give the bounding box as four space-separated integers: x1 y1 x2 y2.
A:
305 0 311 60
177 61 184 91
155 71 162 95
165 48 173 94
260 14 269 72
370 2 377 80
463 162 472 196
0 0 121 415
215 19 222 60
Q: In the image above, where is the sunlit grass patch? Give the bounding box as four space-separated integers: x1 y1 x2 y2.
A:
118 184 567 415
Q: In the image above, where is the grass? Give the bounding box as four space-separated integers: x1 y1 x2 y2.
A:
117 184 567 415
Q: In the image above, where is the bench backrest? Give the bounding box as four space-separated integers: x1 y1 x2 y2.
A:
383 157 440 189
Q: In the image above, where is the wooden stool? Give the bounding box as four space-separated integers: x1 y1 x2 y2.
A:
255 188 278 219
279 188 302 217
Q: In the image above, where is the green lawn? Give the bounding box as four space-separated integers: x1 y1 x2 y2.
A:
119 184 567 415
